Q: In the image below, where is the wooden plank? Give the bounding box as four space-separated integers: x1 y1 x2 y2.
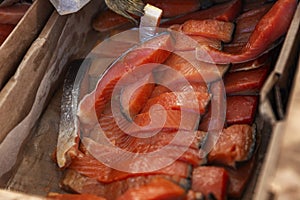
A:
254 3 300 199
269 55 300 199
0 0 54 88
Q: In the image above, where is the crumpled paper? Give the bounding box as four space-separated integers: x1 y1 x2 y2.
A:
49 0 91 15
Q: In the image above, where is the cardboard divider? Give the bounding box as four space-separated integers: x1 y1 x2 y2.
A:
0 0 102 185
0 0 54 88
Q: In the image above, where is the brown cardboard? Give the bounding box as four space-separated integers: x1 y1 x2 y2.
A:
0 0 101 183
0 11 68 144
0 0 54 89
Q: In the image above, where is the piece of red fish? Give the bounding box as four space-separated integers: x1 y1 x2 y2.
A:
223 4 273 53
208 124 255 167
227 157 256 198
158 52 229 84
0 3 31 25
69 151 191 184
226 95 258 125
182 19 235 43
196 0 297 64
92 33 172 118
192 166 229 200
0 24 15 45
161 0 242 26
150 82 208 98
92 9 136 32
145 0 201 18
141 91 210 114
225 63 270 95
61 170 188 200
117 177 186 200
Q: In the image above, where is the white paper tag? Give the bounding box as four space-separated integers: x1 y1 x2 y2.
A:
49 0 91 15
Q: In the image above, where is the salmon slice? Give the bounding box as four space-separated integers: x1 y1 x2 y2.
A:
226 157 256 198
192 166 229 200
92 9 136 32
98 105 200 144
48 193 106 200
242 0 272 12
196 0 297 64
131 130 206 151
150 82 208 98
161 0 242 26
93 109 202 149
85 131 205 166
199 95 258 130
117 177 186 200
229 51 269 72
91 39 137 58
150 85 171 98
235 4 273 35
92 108 206 165
69 152 191 183
131 109 200 133
225 64 270 95
226 96 258 125
158 52 229 84
141 91 210 114
128 131 207 166
174 32 222 51
61 170 188 200
117 69 155 119
208 124 255 167
182 19 235 43
223 4 273 53
91 33 173 118
0 3 31 25
0 24 14 44
214 0 242 22
145 0 201 18
168 24 222 51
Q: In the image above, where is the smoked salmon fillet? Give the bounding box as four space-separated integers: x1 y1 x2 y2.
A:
141 91 210 114
192 166 229 200
170 27 222 51
89 33 173 119
69 152 191 183
158 52 229 84
61 170 188 200
225 63 270 95
93 9 136 32
226 157 256 198
199 95 258 130
0 24 14 45
208 124 255 167
223 4 273 53
196 0 297 64
150 82 208 98
145 0 201 18
117 177 186 200
182 19 235 43
226 96 258 125
0 3 31 25
161 0 242 26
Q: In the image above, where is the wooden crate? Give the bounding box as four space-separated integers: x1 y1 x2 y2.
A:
0 1 299 199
